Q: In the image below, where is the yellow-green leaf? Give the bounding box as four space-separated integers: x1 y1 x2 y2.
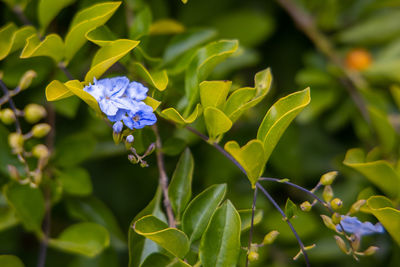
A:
20 34 64 62
343 148 400 198
84 39 139 83
130 62 168 91
149 19 185 35
203 106 232 140
367 196 400 245
0 255 25 267
224 139 266 187
257 88 310 163
0 23 36 60
200 80 231 109
144 97 161 111
64 1 121 63
85 25 116 46
160 104 202 125
38 0 76 32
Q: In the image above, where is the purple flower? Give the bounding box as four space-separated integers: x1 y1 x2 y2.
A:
336 216 384 237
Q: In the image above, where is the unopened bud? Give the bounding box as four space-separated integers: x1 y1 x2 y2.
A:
321 215 337 231
145 142 156 156
323 185 334 202
32 123 51 138
331 212 342 225
334 235 349 254
320 171 338 186
8 132 24 149
18 70 37 90
32 144 49 158
331 198 343 210
363 246 379 256
263 230 279 245
300 201 312 212
0 108 16 124
140 160 148 168
24 104 46 123
128 154 138 164
7 165 20 180
248 251 259 262
349 199 366 215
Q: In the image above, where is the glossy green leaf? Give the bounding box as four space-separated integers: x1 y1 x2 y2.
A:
367 196 400 245
54 133 96 167
149 19 185 35
368 106 397 153
134 215 189 259
238 209 263 231
343 148 400 198
57 167 92 196
38 0 76 31
182 184 227 242
130 62 168 91
0 23 36 60
49 222 110 257
168 148 194 219
0 203 19 231
85 39 140 83
257 88 310 162
160 104 202 125
285 198 297 220
140 253 191 267
184 40 238 114
203 106 232 140
86 26 116 46
20 33 64 62
64 1 121 63
199 200 241 267
3 182 45 232
224 68 272 122
66 196 126 249
224 140 266 187
144 97 161 111
200 80 231 109
0 255 24 267
129 6 152 39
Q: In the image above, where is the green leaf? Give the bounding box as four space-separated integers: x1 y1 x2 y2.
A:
367 196 400 245
200 80 231 109
284 198 297 220
149 19 185 35
38 0 76 32
54 133 96 167
160 104 202 125
134 215 189 259
129 6 152 39
238 209 263 232
140 253 191 267
86 26 116 46
203 106 232 140
390 85 400 110
20 33 65 62
0 255 24 267
64 1 121 63
182 184 227 242
168 148 194 219
257 88 310 163
367 106 397 153
144 97 161 111
0 23 36 60
49 222 110 257
85 39 140 83
224 68 273 122
343 148 400 198
130 62 168 91
199 200 241 267
0 203 19 231
224 139 266 187
66 196 127 249
184 40 238 114
57 167 92 196
3 182 45 232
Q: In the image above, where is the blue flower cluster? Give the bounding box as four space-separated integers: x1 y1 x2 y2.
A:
336 216 384 238
84 77 157 131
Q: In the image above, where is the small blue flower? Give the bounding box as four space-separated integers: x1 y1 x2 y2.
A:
336 216 384 237
122 102 157 129
126 135 134 143
113 121 123 133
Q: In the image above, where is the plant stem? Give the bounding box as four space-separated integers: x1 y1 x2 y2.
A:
152 124 176 228
256 183 310 267
0 80 22 133
246 187 258 267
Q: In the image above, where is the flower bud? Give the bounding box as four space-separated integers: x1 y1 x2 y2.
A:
32 123 51 138
24 104 46 123
348 199 366 215
363 246 379 256
320 171 338 186
331 212 342 225
8 132 24 149
334 235 349 254
320 215 337 231
32 144 49 159
262 230 279 245
128 154 138 164
323 185 334 202
300 201 312 212
140 160 148 168
126 134 134 143
330 198 343 210
18 70 37 90
248 251 259 262
7 165 20 180
0 108 16 125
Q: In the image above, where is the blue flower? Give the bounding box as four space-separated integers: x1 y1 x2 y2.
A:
113 121 123 133
126 135 134 143
83 76 157 130
336 216 384 237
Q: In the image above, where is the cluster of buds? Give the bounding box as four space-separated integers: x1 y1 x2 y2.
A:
246 230 280 262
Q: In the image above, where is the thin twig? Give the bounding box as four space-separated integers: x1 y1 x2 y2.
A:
0 80 22 133
246 187 258 267
152 124 176 228
57 63 75 80
256 183 310 267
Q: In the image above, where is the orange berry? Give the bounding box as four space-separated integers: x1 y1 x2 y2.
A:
345 48 372 70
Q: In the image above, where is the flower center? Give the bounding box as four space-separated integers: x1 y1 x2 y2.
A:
133 114 140 122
